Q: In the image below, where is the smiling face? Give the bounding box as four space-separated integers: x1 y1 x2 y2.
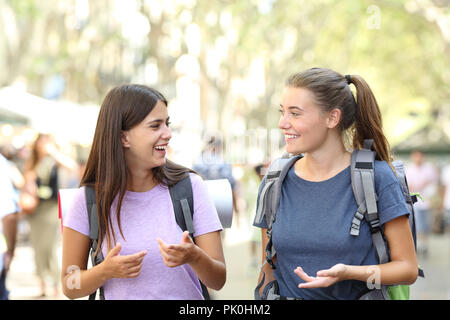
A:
278 87 332 155
121 100 171 171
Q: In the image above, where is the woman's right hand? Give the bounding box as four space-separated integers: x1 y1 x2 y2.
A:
101 243 147 280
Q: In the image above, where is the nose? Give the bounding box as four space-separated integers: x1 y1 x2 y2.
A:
278 112 290 130
162 124 172 140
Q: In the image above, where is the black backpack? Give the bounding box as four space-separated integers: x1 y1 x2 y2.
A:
85 173 210 300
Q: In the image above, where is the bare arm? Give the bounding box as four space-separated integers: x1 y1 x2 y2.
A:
257 228 269 282
61 227 147 299
253 227 279 298
61 227 107 299
45 143 79 172
2 212 18 273
344 215 418 285
190 231 226 290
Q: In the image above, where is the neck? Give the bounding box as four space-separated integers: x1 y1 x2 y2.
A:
126 168 158 192
295 135 350 181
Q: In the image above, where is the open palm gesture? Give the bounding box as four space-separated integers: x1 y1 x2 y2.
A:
294 264 347 288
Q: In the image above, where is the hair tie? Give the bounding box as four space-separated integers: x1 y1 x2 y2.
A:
345 75 352 84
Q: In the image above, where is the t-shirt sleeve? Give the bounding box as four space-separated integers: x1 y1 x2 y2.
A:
189 173 223 237
253 176 268 229
63 186 90 237
375 162 410 226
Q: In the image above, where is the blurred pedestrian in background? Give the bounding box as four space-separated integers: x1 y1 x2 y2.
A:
21 133 78 297
193 135 241 227
0 153 19 300
405 150 439 257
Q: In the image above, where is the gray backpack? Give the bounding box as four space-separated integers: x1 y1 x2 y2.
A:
254 139 424 300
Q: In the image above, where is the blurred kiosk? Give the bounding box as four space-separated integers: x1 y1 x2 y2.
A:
58 179 233 232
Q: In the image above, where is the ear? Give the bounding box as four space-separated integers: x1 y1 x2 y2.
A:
326 108 341 129
121 131 130 148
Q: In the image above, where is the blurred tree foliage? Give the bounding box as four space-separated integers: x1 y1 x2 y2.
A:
0 0 448 146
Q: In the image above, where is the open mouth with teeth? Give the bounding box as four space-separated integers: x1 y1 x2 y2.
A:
285 134 299 140
154 144 168 152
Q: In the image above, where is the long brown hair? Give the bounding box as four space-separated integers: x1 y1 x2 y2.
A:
286 68 392 163
81 84 194 254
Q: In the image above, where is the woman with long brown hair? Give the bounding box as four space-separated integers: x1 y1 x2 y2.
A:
61 84 225 299
254 68 418 299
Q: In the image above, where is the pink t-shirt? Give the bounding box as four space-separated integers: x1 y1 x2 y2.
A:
63 173 222 300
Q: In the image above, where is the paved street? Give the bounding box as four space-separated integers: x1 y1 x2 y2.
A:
5 217 450 300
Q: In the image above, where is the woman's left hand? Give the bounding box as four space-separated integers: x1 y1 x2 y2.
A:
157 231 199 268
294 264 347 288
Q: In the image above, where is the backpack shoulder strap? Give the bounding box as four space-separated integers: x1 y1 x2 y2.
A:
255 154 302 269
169 174 195 238
350 140 390 299
254 154 301 228
85 186 99 241
350 140 385 239
268 155 301 228
350 140 378 236
84 186 105 300
168 173 211 300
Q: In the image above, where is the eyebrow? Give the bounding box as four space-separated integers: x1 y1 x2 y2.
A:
279 104 304 111
146 116 170 124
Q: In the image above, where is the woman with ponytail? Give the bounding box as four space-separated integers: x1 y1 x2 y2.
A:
254 68 417 299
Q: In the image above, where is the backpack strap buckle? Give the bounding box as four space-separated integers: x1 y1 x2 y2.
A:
350 207 365 236
368 218 381 234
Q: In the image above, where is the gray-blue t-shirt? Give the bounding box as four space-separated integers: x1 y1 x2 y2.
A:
253 160 410 300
